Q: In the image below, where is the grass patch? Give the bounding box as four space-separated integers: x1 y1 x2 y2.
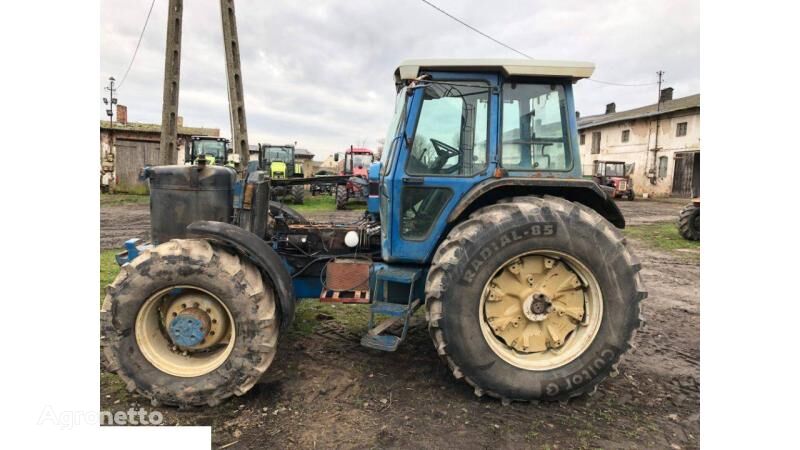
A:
100 249 121 304
624 222 700 255
289 194 366 213
100 193 149 206
290 300 370 337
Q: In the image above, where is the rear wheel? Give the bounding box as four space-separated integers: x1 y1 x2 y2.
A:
678 203 700 240
291 185 305 204
101 239 279 407
426 196 646 402
335 185 347 210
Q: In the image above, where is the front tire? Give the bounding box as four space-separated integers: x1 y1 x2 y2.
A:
335 185 347 210
425 196 646 402
291 185 305 204
678 203 700 240
101 239 279 407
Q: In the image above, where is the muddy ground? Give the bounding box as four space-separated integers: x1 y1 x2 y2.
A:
100 198 698 449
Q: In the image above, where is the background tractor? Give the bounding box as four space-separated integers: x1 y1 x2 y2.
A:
334 146 374 209
102 59 646 408
259 143 305 204
592 160 635 200
185 136 232 167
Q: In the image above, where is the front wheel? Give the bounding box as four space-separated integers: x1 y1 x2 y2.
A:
335 185 347 210
101 239 279 407
426 196 646 402
678 203 700 240
291 185 305 204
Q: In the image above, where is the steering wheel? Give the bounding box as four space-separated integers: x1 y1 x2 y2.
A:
426 139 462 173
430 138 460 159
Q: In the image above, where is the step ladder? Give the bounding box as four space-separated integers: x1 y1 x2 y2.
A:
360 266 423 352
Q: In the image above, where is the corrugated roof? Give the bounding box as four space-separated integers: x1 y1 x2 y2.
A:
578 94 699 130
294 148 314 157
99 120 220 137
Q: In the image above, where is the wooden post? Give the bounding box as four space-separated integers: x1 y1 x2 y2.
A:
159 0 183 166
220 0 250 172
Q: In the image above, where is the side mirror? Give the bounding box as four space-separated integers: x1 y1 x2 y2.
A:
334 153 339 162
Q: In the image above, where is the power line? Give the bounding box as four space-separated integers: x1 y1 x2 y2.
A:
117 0 157 90
419 0 658 88
420 0 533 59
586 78 658 87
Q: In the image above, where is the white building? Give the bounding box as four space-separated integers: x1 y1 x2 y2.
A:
577 89 700 198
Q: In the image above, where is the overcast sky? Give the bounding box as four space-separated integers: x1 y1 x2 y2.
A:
100 0 699 160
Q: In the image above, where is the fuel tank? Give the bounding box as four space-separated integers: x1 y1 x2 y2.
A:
143 164 236 244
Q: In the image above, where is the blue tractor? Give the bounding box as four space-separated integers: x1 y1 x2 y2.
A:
102 59 646 407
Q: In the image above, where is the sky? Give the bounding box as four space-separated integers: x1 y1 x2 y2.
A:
100 0 699 160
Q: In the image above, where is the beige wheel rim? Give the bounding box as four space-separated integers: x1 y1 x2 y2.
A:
479 251 602 371
135 286 236 377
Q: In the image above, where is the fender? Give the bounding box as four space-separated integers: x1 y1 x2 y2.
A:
186 220 295 330
446 178 626 228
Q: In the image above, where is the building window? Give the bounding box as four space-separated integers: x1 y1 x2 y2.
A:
621 129 630 143
676 122 688 137
658 156 668 178
580 133 585 145
591 131 601 154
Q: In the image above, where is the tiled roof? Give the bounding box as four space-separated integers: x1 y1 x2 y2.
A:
578 94 700 130
100 120 220 137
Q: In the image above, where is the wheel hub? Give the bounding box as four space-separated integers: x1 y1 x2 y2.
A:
168 308 211 348
523 293 552 321
484 255 588 354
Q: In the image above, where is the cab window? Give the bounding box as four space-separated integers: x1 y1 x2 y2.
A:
406 81 489 176
501 83 571 171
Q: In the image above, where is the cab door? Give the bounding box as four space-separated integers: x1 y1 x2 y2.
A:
382 72 498 263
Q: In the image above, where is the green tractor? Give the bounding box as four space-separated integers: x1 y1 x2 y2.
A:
259 143 305 204
185 136 233 167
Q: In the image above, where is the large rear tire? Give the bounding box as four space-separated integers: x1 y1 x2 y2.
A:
678 203 700 241
101 239 279 407
335 185 347 210
291 185 305 205
425 196 646 403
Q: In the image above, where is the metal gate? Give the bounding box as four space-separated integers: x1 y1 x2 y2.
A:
115 139 160 192
672 151 700 198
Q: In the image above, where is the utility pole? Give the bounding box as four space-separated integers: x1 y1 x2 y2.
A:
103 76 117 125
648 70 665 184
220 0 250 172
159 0 183 166
103 76 118 165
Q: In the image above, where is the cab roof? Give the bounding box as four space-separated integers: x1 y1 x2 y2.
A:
395 58 595 84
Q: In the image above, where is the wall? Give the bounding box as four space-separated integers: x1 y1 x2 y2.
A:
100 129 190 193
578 109 700 197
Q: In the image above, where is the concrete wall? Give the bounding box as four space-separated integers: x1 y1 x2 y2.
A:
578 109 700 197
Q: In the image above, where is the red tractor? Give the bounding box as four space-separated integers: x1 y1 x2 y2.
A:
334 146 374 209
592 160 635 201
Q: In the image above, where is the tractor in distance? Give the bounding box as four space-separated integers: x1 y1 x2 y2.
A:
102 59 646 408
334 146 374 209
258 143 305 204
592 160 635 200
185 136 232 167
678 184 700 240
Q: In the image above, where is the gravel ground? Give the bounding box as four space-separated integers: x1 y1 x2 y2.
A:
100 198 698 449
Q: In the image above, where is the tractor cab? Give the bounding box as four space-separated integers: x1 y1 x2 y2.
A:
592 160 635 200
375 59 620 261
185 136 230 166
336 147 374 177
259 144 302 179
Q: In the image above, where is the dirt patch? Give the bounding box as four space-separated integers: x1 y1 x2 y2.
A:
100 199 698 449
